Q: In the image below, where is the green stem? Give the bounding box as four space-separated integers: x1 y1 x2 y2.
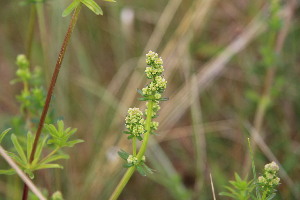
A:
136 100 153 161
39 147 59 164
109 100 154 200
132 137 136 156
109 167 136 200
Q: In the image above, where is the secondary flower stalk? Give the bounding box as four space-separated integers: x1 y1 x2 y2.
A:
109 51 167 200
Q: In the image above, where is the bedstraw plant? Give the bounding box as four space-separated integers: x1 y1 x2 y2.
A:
0 0 115 199
109 51 168 200
220 140 281 200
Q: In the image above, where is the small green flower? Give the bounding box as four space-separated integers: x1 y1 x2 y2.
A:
264 161 279 172
124 108 145 140
258 161 280 197
127 155 138 165
126 155 146 165
16 54 29 69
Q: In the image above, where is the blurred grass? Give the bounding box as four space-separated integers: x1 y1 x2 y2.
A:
1 0 300 199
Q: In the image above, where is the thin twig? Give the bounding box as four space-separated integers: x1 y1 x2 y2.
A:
0 146 46 200
210 173 217 200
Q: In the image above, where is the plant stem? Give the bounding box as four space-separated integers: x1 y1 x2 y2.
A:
109 167 136 200
109 100 154 200
39 147 59 164
132 137 136 156
22 4 82 200
136 100 153 161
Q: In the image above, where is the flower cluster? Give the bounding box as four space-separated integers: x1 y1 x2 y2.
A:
258 161 280 196
145 51 164 79
124 108 145 140
142 51 167 97
15 54 31 82
119 51 167 177
127 155 146 165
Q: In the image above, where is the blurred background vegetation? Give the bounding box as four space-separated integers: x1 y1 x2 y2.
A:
0 0 300 199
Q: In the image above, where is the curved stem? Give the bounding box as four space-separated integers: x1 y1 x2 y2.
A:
22 4 82 200
109 100 154 200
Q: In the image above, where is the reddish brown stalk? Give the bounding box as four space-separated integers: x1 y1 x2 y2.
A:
22 4 82 200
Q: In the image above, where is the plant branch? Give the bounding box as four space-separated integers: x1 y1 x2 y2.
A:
39 147 60 164
22 4 82 200
109 100 154 200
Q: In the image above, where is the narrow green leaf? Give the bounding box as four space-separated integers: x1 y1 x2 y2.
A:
123 163 133 168
118 150 129 160
27 132 34 160
159 97 169 101
40 154 70 165
137 136 143 141
104 0 116 2
136 165 146 176
0 169 16 175
62 0 81 17
0 128 11 144
57 120 64 137
24 169 34 179
35 164 63 170
127 135 134 140
65 139 84 147
32 136 48 166
142 164 153 174
11 134 27 164
219 192 236 198
138 97 149 101
266 193 276 200
7 152 26 167
45 124 58 137
65 127 71 134
68 128 77 135
81 0 103 15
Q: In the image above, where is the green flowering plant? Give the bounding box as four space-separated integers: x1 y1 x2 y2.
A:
257 162 280 199
220 161 280 200
109 51 168 200
0 120 83 179
0 55 83 199
11 55 46 119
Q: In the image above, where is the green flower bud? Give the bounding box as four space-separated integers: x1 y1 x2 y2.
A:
16 54 29 69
